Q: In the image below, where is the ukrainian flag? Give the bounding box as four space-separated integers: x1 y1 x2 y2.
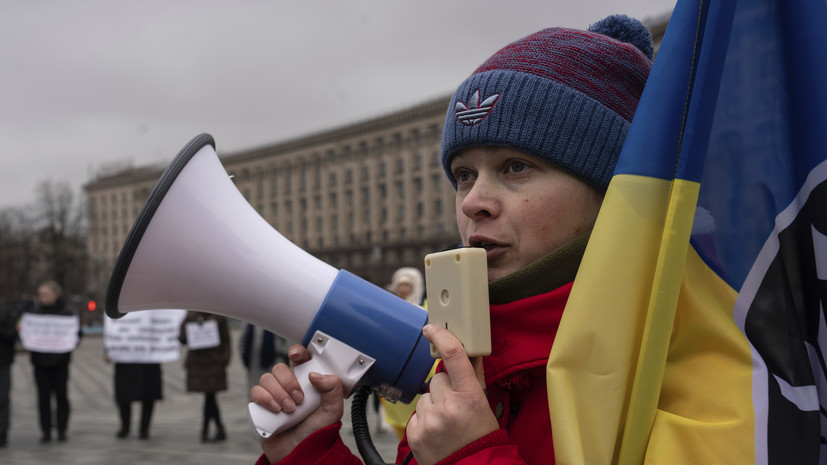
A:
546 0 827 464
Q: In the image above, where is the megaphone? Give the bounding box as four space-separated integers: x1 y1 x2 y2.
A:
105 133 434 438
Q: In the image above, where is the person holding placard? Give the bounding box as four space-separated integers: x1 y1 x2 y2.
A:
19 280 82 443
104 309 186 440
179 311 231 443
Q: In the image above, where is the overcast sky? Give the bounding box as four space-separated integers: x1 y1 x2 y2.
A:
0 0 675 210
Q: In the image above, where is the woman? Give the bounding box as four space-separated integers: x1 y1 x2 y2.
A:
179 311 231 443
251 14 653 465
25 280 81 443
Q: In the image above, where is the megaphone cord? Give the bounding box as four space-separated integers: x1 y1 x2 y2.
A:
351 384 413 465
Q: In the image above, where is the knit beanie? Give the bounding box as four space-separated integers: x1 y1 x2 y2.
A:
441 14 654 192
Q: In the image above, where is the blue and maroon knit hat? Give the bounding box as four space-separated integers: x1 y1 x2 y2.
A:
441 15 654 192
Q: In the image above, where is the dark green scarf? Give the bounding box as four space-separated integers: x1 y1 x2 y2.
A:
488 233 590 305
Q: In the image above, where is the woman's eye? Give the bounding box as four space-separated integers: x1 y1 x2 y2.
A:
455 170 473 183
507 160 529 173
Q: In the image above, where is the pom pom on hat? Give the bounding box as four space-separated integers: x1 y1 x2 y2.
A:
442 15 654 192
589 14 654 60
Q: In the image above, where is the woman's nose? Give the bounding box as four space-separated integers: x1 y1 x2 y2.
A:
460 175 499 220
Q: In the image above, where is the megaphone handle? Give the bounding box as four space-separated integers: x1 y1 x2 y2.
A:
248 331 376 440
248 358 325 438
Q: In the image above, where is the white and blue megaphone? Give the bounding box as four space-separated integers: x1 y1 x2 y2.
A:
105 133 434 438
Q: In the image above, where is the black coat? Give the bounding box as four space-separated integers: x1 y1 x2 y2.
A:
0 303 18 366
114 363 162 403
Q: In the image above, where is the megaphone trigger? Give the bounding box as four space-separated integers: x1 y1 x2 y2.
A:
248 331 375 439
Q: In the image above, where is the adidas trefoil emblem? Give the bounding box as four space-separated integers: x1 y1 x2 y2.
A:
455 90 499 126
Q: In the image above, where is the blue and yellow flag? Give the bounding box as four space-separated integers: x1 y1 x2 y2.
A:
547 0 827 464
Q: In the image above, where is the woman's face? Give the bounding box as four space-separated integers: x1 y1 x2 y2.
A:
37 285 59 306
395 282 413 300
451 146 603 282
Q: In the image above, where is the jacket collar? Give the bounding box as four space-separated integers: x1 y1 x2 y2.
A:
488 232 589 305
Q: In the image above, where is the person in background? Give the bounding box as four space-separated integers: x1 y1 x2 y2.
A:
0 300 19 447
387 267 425 307
179 311 231 443
24 280 82 443
250 13 653 465
240 323 290 391
382 267 428 439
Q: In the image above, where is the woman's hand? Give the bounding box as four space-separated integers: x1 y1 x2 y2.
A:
249 344 345 464
405 324 499 465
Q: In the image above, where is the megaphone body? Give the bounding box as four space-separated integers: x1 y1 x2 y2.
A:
106 134 434 437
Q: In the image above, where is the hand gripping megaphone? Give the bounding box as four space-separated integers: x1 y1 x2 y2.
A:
105 133 434 438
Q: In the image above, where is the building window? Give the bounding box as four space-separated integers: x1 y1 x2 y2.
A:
271 168 278 194
430 123 441 142
284 165 292 194
314 158 322 188
300 163 307 192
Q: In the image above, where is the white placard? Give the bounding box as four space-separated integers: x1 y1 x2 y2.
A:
185 319 221 350
19 313 80 353
104 309 187 363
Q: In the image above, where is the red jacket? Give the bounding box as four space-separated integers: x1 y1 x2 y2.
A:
258 283 570 465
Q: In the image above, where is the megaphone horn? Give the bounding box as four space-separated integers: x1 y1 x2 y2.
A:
105 133 433 437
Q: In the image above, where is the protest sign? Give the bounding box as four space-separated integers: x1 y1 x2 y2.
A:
19 313 80 353
104 309 187 363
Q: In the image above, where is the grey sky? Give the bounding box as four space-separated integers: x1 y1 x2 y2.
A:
0 0 675 210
